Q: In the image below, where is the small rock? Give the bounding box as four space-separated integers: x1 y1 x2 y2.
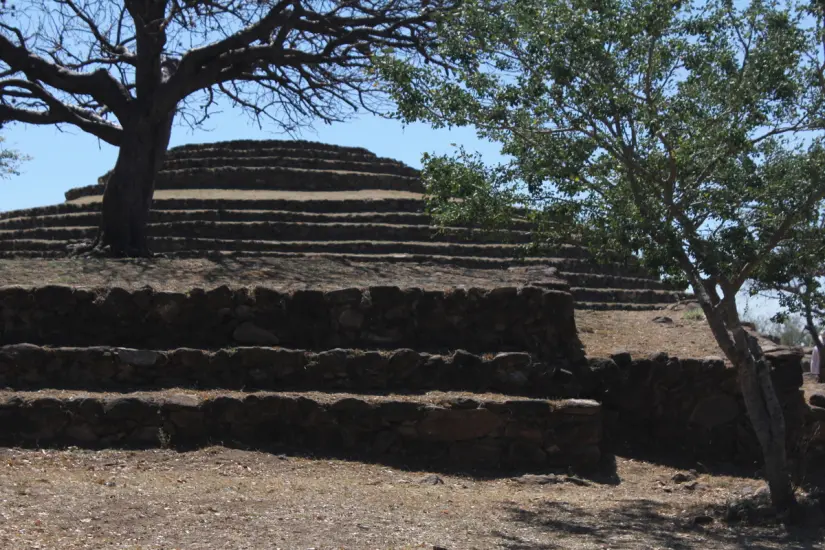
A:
516 474 563 485
610 350 632 366
693 515 714 525
684 480 699 491
515 473 591 487
338 309 365 330
116 348 159 367
234 304 255 320
418 474 444 485
672 472 696 484
232 322 279 346
561 399 601 415
652 316 674 324
810 391 825 409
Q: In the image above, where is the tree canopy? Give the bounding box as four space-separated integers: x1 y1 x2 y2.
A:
379 0 825 513
0 134 26 178
0 0 444 142
0 0 449 255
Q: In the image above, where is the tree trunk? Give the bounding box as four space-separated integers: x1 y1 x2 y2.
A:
731 326 797 514
98 113 174 256
698 299 797 515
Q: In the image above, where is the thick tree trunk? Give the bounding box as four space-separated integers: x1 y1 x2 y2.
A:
97 113 174 256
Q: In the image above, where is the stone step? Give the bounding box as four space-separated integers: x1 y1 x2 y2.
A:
151 237 581 258
0 389 602 470
0 345 568 397
0 235 583 258
558 272 678 291
0 222 540 246
160 156 419 177
0 197 430 221
0 209 532 231
0 246 651 277
0 285 582 362
65 167 425 201
166 140 380 159
570 287 683 304
574 301 673 311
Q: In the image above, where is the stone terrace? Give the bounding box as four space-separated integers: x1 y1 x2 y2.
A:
0 284 602 471
0 139 685 310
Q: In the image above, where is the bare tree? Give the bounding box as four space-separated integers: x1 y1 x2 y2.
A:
0 0 445 255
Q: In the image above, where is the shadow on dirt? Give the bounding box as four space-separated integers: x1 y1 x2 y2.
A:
493 498 823 550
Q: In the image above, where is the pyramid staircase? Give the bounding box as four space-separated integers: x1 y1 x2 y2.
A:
0 284 603 471
0 139 685 309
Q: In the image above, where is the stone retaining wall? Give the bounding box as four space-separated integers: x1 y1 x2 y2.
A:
168 139 377 156
65 167 425 201
3 221 536 247
0 391 602 470
2 198 430 221
579 350 806 463
0 285 585 364
161 156 420 177
0 345 565 396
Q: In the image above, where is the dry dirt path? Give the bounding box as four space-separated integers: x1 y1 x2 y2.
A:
0 447 818 550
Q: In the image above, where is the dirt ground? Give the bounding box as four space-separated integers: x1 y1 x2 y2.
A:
0 446 820 550
577 307 723 358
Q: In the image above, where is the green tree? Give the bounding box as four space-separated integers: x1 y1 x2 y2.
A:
380 0 825 513
0 0 448 256
751 203 825 378
0 134 27 178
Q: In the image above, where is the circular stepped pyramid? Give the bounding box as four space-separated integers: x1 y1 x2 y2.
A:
0 139 685 310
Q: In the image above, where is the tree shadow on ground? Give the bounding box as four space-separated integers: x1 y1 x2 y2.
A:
493 499 823 550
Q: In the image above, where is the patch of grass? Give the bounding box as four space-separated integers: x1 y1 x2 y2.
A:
683 308 706 321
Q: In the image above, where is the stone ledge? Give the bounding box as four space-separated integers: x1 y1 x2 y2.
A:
1 197 431 220
168 139 377 156
160 156 420 177
0 285 584 364
580 351 806 463
0 345 568 397
65 168 425 201
0 222 537 247
0 390 602 470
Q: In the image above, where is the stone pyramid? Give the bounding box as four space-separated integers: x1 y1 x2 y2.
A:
0 139 683 310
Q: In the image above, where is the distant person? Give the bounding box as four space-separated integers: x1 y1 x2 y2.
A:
812 332 824 379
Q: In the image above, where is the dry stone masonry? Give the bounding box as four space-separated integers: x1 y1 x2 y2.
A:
0 285 583 364
0 391 601 469
0 138 685 310
0 283 602 470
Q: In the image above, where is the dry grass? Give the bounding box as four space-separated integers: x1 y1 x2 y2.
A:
577 307 723 359
70 189 425 204
1 446 818 550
